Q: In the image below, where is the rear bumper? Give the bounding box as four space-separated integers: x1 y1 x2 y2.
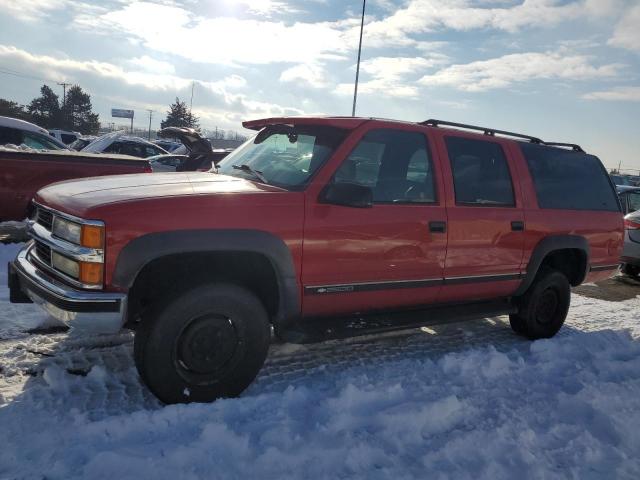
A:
9 243 127 334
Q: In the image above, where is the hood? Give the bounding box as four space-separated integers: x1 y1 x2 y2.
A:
158 127 212 155
35 172 284 214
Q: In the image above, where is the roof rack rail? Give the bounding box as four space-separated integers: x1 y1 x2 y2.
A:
544 142 584 153
419 119 543 144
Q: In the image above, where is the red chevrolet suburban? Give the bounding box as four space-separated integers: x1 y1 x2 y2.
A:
9 117 623 404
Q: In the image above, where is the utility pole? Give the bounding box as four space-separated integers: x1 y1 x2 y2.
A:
57 82 71 127
147 109 153 140
352 0 366 117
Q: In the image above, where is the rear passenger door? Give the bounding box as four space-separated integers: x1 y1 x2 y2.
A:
437 134 525 302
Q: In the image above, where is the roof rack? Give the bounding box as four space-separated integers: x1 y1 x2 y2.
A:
544 142 584 153
420 119 542 144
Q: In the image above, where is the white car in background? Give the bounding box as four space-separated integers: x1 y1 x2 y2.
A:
48 129 81 145
81 131 168 158
0 116 68 150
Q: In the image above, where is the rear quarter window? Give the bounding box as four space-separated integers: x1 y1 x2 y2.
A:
520 143 619 212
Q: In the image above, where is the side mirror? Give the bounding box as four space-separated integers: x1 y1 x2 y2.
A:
320 182 373 208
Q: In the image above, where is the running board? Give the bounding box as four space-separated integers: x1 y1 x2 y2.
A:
280 299 517 344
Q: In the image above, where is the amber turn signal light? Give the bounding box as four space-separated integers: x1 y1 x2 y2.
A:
79 262 103 285
81 225 104 249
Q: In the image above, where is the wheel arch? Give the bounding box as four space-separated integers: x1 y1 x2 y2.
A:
515 235 590 296
112 229 300 329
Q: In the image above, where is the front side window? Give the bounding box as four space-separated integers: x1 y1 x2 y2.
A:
216 125 347 189
446 136 515 206
333 129 436 203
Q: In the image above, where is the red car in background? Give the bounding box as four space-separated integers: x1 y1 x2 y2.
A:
0 148 151 221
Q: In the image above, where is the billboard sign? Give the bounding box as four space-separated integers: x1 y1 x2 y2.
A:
111 109 134 119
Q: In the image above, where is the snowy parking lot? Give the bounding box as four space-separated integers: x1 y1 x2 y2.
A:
1 242 640 479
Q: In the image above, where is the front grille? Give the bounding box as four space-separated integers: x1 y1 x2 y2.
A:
34 241 52 266
36 208 53 230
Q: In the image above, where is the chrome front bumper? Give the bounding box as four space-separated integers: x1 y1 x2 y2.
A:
9 243 127 334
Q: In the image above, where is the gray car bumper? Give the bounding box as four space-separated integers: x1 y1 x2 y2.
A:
9 243 127 334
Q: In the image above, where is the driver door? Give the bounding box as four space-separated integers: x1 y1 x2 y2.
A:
301 127 448 317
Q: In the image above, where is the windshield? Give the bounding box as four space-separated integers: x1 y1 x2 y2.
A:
216 125 347 188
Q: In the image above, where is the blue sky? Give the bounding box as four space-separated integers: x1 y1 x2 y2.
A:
0 0 638 170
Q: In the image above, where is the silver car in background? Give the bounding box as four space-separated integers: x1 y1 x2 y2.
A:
621 210 640 278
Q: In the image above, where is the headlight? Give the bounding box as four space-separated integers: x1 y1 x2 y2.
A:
51 251 104 285
52 217 104 249
51 251 80 278
52 217 82 244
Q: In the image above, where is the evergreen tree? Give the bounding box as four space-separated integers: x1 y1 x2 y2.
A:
27 85 61 129
65 85 100 134
0 99 29 120
161 97 200 130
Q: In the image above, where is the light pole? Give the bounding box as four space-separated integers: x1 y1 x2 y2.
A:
352 0 366 117
147 109 153 140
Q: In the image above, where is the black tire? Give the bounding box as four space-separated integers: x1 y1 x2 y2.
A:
509 267 570 340
134 283 271 404
622 263 640 278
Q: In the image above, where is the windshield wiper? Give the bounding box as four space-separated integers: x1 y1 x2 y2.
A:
232 164 268 184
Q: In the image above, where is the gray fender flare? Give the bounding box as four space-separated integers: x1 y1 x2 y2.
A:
112 229 300 327
514 235 590 296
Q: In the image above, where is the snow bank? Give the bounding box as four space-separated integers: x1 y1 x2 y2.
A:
2 328 640 478
0 243 57 336
1 242 640 479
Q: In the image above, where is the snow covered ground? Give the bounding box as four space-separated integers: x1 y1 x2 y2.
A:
1 242 640 479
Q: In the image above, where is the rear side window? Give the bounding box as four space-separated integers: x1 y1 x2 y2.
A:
445 136 515 206
520 143 619 212
61 134 77 144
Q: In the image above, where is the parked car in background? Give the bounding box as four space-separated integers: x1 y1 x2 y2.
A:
9 116 623 404
82 132 168 158
156 127 232 171
49 129 81 145
69 135 97 151
0 116 68 150
147 154 188 172
610 174 634 187
153 139 182 152
617 186 640 214
621 210 640 278
0 149 152 221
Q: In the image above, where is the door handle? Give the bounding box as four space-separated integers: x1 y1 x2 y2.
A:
429 221 447 233
511 221 524 232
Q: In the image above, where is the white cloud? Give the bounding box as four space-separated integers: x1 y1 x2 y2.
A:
0 44 300 130
78 2 349 67
608 4 640 52
336 56 446 98
127 56 175 75
419 52 623 91
583 86 640 101
280 64 329 88
355 0 621 49
0 0 66 22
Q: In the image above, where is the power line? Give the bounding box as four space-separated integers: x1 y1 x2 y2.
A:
0 66 54 83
